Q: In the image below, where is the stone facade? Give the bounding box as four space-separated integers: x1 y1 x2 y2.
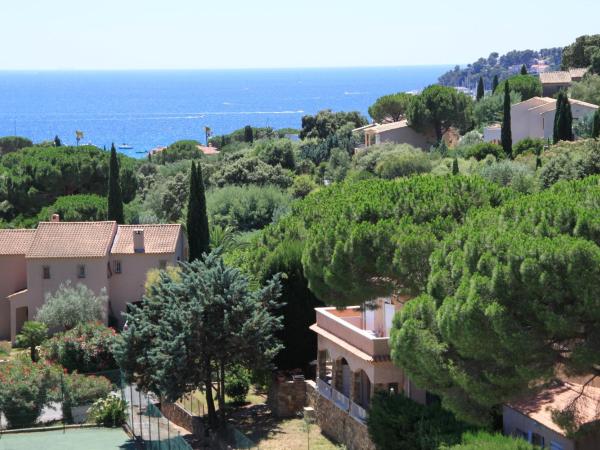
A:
306 381 376 450
268 379 307 418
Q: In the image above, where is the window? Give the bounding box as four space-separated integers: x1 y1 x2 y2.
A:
531 433 544 447
514 428 528 440
159 260 167 270
113 260 122 274
43 266 50 279
77 265 86 279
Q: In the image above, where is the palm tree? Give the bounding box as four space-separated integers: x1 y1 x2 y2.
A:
15 321 48 362
75 130 84 146
209 224 248 252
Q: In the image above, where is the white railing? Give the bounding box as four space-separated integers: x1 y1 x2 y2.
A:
350 401 368 423
317 378 332 400
332 389 350 411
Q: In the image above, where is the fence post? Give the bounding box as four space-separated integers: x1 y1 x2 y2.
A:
167 412 171 450
139 389 143 440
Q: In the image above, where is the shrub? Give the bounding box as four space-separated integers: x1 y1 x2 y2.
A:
478 160 536 193
211 156 293 188
0 136 33 156
462 142 505 160
254 139 296 170
225 366 251 404
36 194 107 223
41 322 117 373
457 130 483 148
0 359 55 428
374 151 432 179
64 373 113 407
440 431 535 449
290 175 317 199
367 392 471 450
494 75 542 100
88 394 128 427
207 185 291 232
15 321 48 362
152 140 203 164
513 137 545 156
35 281 108 330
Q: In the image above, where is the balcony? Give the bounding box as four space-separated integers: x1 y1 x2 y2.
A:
311 306 391 360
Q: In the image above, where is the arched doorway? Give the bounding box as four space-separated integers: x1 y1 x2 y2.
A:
334 357 351 397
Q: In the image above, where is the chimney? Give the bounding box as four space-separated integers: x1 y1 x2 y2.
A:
133 229 145 253
51 214 60 223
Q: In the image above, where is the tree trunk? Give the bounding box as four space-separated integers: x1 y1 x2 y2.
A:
204 356 217 428
218 360 226 425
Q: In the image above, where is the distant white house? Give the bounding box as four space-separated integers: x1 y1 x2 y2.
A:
483 96 598 145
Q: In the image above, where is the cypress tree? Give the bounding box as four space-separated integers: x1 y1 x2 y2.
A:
492 75 499 93
452 157 459 175
244 125 254 143
476 76 485 101
501 81 512 158
54 135 62 147
107 143 124 223
592 109 600 139
554 91 574 143
186 161 210 261
520 64 528 75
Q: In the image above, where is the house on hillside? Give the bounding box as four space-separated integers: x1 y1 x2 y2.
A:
354 120 433 150
310 297 428 425
484 96 598 145
540 69 588 97
0 216 187 342
503 381 600 450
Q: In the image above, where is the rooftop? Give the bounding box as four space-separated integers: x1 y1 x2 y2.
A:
508 381 600 435
111 224 182 254
0 229 36 255
364 120 410 135
197 145 220 155
540 71 573 84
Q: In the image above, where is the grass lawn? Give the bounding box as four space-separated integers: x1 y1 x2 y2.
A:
0 427 135 450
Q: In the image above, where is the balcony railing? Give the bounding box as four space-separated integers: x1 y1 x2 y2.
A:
332 389 350 412
317 378 332 401
314 307 390 358
350 401 368 423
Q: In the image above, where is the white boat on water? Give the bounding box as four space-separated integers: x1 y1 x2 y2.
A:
118 144 133 150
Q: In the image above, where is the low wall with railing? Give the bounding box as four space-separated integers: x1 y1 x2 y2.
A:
161 400 204 436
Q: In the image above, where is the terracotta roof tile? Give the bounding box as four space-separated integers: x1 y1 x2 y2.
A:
0 229 35 255
540 71 573 84
111 224 182 255
508 382 600 435
26 222 117 259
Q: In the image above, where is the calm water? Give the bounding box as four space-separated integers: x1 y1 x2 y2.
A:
0 67 449 158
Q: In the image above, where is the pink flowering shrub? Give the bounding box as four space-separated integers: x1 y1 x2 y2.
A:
41 322 117 373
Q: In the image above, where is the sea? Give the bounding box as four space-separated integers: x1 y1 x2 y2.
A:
0 67 450 158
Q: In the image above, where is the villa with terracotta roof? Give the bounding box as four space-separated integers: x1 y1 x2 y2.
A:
484 96 599 145
311 297 427 424
0 216 187 342
540 69 588 96
503 380 600 450
354 120 434 151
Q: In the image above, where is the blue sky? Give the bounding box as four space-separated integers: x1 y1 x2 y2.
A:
1 0 599 70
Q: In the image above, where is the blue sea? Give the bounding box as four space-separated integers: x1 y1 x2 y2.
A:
0 67 450 158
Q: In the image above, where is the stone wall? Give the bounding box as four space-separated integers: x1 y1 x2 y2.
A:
306 381 376 450
268 379 307 418
161 401 204 436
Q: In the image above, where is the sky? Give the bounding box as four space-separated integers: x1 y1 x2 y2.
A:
1 0 599 70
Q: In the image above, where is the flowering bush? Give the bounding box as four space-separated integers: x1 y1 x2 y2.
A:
41 322 117 373
64 373 112 407
0 358 55 428
88 394 127 427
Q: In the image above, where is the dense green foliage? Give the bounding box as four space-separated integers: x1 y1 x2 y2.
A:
0 145 137 223
225 365 251 404
35 194 107 223
0 136 33 156
561 34 600 69
151 140 203 164
390 177 600 427
253 138 296 170
495 75 542 101
369 93 413 122
207 185 290 232
439 48 561 88
472 91 521 127
211 156 294 188
300 110 367 140
462 143 505 161
41 323 118 373
476 77 484 101
88 394 128 427
570 74 600 105
107 144 124 223
114 252 283 426
441 432 535 449
63 373 112 409
407 85 473 140
367 392 471 450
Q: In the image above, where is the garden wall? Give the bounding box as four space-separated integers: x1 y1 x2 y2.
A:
161 401 204 436
268 378 307 418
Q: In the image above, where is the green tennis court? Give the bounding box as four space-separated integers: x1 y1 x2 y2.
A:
0 427 136 450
